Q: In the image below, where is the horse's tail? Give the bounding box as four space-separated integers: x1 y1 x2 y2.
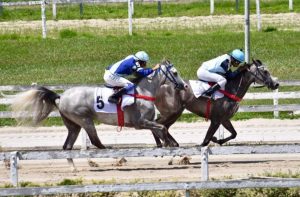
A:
10 86 60 126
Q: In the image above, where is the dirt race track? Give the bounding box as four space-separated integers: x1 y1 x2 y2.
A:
0 119 300 185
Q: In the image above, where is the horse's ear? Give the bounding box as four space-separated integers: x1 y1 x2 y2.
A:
256 59 262 65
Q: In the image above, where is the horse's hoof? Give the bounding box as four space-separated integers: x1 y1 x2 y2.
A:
156 144 163 148
211 136 218 143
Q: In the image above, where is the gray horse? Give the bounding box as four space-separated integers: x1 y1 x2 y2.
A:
10 61 186 151
154 59 279 147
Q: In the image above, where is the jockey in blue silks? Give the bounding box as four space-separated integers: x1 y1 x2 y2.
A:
104 51 160 104
197 49 247 98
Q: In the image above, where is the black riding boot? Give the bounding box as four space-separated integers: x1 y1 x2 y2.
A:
202 84 221 97
108 87 127 104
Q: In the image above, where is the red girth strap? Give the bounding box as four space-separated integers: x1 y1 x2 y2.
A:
205 99 211 121
117 101 124 131
204 83 242 121
116 94 156 130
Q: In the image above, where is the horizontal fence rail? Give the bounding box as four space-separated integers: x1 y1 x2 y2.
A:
1 179 300 196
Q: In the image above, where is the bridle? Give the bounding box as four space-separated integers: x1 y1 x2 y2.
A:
247 62 272 88
154 61 182 89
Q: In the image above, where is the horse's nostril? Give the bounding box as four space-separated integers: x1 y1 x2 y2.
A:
275 83 279 88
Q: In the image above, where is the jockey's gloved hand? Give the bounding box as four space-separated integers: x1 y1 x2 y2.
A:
152 64 160 70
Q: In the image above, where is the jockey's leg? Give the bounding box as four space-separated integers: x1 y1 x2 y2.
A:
108 84 135 104
197 69 226 97
203 83 221 97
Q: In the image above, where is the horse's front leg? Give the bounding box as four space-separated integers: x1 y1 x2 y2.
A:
211 119 237 145
153 114 182 147
200 120 221 147
138 119 172 147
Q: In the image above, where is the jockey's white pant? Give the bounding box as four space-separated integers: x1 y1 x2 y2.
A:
197 68 227 89
104 70 133 87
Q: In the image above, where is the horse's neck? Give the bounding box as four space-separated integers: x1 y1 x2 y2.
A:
136 76 160 96
226 71 254 99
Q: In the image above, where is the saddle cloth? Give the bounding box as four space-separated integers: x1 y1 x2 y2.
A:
93 87 135 113
189 80 224 100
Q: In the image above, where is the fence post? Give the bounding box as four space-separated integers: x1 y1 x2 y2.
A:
130 0 134 15
201 146 209 181
128 0 132 35
289 0 293 11
210 0 214 15
185 190 190 197
244 0 250 63
10 152 19 187
81 131 91 150
52 0 56 20
157 0 162 15
0 1 3 17
255 0 261 31
79 1 84 18
41 0 47 39
235 0 239 12
273 89 279 118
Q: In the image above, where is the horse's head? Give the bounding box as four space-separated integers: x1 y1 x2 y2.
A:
247 59 279 90
150 60 187 90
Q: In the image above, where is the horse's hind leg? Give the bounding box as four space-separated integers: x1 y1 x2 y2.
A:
212 119 237 145
61 115 81 150
81 118 105 149
61 114 82 172
200 120 221 147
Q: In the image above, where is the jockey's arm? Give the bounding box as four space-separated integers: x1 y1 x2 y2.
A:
225 69 239 79
136 67 154 77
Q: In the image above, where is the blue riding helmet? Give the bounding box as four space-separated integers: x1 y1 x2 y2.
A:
230 49 245 63
135 51 149 62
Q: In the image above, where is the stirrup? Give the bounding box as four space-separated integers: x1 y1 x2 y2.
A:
200 93 213 100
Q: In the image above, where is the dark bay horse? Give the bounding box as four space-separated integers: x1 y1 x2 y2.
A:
10 61 186 150
154 59 279 147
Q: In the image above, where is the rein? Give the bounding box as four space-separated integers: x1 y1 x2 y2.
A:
247 63 270 87
126 94 155 101
159 64 181 89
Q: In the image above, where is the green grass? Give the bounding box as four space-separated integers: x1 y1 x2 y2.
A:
0 30 299 85
0 0 299 21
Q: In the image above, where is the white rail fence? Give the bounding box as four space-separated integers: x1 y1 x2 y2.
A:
1 80 300 118
1 0 294 37
1 179 300 196
0 144 300 195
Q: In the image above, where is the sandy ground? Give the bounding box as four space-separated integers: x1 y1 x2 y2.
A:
0 119 300 185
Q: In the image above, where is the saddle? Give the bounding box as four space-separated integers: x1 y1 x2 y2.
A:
189 80 224 100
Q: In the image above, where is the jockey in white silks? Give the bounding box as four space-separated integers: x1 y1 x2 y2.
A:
104 51 160 104
197 49 247 98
